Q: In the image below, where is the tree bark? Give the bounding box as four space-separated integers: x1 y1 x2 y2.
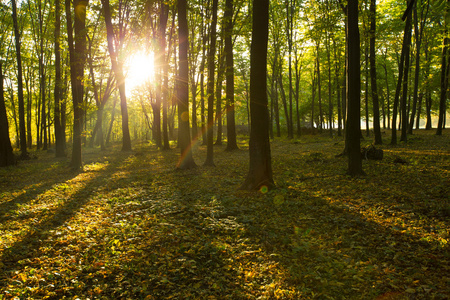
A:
369 0 382 144
436 0 449 135
68 0 89 169
240 0 274 191
176 0 196 169
400 13 412 142
204 0 218 166
11 0 28 159
54 0 65 157
0 62 15 167
101 0 132 151
347 0 364 176
224 0 238 151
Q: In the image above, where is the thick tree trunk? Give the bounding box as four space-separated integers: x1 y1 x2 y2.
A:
68 0 89 169
347 0 364 176
0 62 15 167
176 0 196 169
240 0 274 191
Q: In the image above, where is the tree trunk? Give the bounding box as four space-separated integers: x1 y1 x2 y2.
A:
436 0 449 135
163 10 175 150
316 43 323 132
38 0 47 151
224 0 238 151
215 41 225 146
0 62 15 167
101 0 132 151
68 0 88 169
347 0 364 176
54 0 65 157
369 0 382 144
391 23 408 144
176 0 196 169
286 0 294 139
400 13 412 142
204 0 218 166
327 33 333 137
365 44 369 137
240 0 274 191
311 70 316 129
11 0 28 159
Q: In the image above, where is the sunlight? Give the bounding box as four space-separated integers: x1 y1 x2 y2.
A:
125 51 155 96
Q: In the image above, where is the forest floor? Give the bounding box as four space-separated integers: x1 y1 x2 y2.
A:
0 129 449 299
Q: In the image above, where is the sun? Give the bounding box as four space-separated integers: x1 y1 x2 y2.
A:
125 51 155 96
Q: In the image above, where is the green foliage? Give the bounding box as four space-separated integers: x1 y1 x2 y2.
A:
0 131 448 299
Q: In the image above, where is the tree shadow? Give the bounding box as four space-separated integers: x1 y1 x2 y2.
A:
0 155 125 290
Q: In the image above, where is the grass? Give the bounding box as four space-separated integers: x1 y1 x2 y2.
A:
0 129 449 299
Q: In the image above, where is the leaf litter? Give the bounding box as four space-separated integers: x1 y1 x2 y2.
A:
0 130 448 299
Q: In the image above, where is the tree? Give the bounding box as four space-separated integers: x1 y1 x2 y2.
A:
176 0 196 169
101 0 132 151
11 0 28 160
68 0 89 170
346 0 364 176
436 0 449 135
204 0 218 166
54 0 65 157
369 0 382 144
0 62 15 167
241 0 274 191
224 0 238 151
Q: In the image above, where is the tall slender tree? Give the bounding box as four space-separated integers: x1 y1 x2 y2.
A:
241 0 274 190
224 0 238 151
369 0 382 144
436 0 449 135
101 0 132 151
176 0 196 169
11 0 28 159
54 0 65 157
204 0 218 166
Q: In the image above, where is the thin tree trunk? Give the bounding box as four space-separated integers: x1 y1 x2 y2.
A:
316 43 323 132
370 0 382 144
400 13 412 142
204 0 218 166
391 20 408 145
11 0 28 159
101 0 132 151
224 0 238 151
436 0 449 135
54 0 65 157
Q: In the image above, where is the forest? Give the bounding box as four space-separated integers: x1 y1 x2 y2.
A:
0 0 449 299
